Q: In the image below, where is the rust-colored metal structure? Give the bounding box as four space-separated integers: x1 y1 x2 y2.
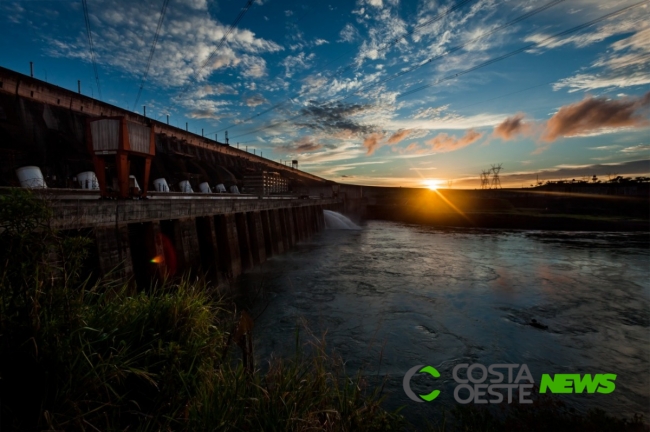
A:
86 117 155 198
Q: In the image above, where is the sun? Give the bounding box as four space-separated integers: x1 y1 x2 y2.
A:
423 179 440 190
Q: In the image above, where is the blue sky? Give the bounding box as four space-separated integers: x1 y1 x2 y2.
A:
1 0 648 188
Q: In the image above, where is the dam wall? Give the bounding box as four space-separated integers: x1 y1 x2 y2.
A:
0 66 334 193
37 192 341 286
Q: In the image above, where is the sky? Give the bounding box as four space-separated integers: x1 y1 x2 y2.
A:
1 0 649 188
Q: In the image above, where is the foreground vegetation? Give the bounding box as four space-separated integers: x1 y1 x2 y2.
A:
1 189 647 431
425 397 648 432
0 189 402 431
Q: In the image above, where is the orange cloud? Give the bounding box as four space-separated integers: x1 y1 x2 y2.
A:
542 92 650 142
493 113 532 140
426 129 483 152
387 129 412 144
363 132 385 155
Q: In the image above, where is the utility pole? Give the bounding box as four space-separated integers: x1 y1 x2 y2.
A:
225 131 229 145
166 114 169 125
78 80 81 94
201 128 204 137
143 106 146 117
186 122 188 131
30 61 33 77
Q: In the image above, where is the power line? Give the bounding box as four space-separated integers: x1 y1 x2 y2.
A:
228 0 564 140
229 0 646 140
81 0 102 100
226 0 564 139
207 0 479 135
451 38 650 110
133 0 170 111
397 0 647 99
333 0 567 105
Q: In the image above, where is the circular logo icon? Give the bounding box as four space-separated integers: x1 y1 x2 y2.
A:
403 365 441 403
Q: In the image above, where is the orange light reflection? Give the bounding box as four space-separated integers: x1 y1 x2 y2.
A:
432 188 474 225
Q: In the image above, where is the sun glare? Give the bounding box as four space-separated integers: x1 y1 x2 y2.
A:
424 179 440 190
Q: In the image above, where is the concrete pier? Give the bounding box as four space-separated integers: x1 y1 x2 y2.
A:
48 196 338 285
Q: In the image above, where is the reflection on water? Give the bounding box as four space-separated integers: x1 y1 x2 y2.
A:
236 221 650 424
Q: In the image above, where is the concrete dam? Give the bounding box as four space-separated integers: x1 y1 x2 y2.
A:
0 66 364 286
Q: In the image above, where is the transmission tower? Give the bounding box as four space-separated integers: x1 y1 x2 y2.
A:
480 170 490 189
490 163 503 189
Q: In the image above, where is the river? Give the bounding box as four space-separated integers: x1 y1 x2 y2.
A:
235 218 650 425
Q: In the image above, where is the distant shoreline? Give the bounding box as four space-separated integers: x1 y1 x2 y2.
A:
366 207 650 232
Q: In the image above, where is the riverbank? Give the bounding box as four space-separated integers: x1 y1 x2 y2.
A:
367 206 649 231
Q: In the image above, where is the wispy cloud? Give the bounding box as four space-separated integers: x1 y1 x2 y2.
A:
621 144 650 153
426 129 484 152
541 92 650 142
493 113 532 141
277 135 324 153
386 129 412 144
244 94 268 107
362 132 385 155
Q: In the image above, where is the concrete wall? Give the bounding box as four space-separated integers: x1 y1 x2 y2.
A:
0 66 330 187
52 197 334 286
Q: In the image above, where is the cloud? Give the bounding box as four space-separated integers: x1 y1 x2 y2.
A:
278 136 323 153
199 83 237 96
621 144 650 153
493 113 532 140
297 101 377 136
314 38 329 46
363 132 385 155
386 129 412 144
188 109 224 120
413 106 448 119
42 0 282 87
426 129 483 152
589 145 621 150
553 25 650 92
553 72 650 93
541 92 650 142
384 111 505 131
183 99 230 120
280 52 315 78
239 55 268 78
244 94 268 107
338 23 359 43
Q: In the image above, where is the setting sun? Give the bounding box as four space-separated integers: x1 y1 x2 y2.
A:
423 179 440 190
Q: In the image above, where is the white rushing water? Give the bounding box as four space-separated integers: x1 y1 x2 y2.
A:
323 210 361 230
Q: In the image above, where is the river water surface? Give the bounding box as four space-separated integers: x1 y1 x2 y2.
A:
235 220 650 425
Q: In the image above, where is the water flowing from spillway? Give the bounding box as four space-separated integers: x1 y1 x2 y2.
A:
323 210 361 230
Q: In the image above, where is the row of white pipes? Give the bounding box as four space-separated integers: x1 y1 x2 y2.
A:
15 166 240 194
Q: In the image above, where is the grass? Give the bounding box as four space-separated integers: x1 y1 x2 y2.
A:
0 189 404 431
422 394 649 432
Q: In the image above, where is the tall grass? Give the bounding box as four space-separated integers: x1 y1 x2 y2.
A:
0 189 403 431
